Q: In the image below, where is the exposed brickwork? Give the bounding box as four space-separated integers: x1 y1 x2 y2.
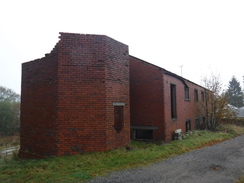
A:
163 73 206 141
20 49 59 158
20 33 130 158
20 32 207 159
129 56 165 140
103 37 130 150
130 56 206 142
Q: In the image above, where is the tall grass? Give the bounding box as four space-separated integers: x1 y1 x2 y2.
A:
236 175 244 183
0 125 244 183
0 135 19 150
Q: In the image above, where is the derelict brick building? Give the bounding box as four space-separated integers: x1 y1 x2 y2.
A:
19 32 206 158
19 33 130 158
130 56 207 142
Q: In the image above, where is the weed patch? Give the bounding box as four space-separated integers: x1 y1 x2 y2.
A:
236 174 244 183
0 136 19 147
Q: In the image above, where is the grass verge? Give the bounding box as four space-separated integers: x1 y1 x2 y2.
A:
236 175 244 183
1 124 244 183
0 136 19 151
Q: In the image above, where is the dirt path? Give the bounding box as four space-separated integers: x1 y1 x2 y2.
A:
89 135 244 183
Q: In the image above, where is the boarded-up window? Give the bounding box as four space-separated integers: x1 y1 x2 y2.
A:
113 103 124 133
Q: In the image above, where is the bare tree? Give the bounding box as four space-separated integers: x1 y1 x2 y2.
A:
198 74 237 130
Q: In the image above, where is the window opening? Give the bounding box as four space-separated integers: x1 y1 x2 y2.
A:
135 129 153 140
194 89 198 102
202 117 206 130
113 105 124 133
195 118 200 130
170 84 177 119
201 91 205 101
185 86 190 101
186 120 191 132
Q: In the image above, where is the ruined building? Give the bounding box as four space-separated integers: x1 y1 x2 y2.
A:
19 33 207 158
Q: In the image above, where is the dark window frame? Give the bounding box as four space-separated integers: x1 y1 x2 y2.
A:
170 84 177 119
113 102 125 133
201 91 205 101
195 118 200 130
194 89 199 102
134 129 153 140
186 119 191 132
185 86 190 101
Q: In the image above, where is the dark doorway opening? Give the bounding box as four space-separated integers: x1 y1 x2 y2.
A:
135 129 153 140
186 120 191 132
114 106 124 133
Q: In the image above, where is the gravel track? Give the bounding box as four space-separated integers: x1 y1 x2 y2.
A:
89 135 244 183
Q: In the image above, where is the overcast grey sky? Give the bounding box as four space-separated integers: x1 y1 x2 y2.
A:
0 0 244 94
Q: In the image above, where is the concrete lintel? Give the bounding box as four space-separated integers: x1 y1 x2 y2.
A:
131 126 158 130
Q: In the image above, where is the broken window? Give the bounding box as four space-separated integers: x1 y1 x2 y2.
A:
170 84 177 119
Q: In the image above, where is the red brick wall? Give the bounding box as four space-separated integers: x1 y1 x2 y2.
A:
20 33 130 158
20 32 206 158
130 56 206 142
104 37 130 150
130 56 165 141
56 33 107 155
163 73 205 141
20 48 59 158
56 33 130 155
